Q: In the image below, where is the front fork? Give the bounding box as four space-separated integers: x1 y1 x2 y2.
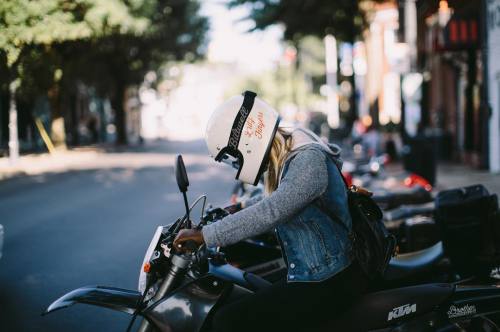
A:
138 254 191 332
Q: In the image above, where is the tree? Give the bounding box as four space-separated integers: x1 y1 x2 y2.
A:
227 0 383 131
0 0 152 148
0 0 208 147
227 0 364 42
87 0 208 144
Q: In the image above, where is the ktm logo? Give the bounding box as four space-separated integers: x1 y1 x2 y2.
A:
387 303 417 321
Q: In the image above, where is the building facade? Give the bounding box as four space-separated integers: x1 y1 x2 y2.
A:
487 0 500 172
413 0 491 168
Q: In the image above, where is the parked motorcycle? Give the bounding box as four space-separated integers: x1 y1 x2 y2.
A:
45 155 500 331
383 202 438 253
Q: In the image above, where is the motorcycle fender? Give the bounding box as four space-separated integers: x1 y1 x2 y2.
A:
144 275 230 332
43 285 141 315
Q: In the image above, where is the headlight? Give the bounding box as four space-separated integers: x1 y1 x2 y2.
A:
138 226 164 293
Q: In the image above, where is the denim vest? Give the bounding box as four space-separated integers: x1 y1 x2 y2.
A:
276 146 353 282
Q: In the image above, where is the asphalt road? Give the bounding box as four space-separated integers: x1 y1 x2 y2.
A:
0 140 234 332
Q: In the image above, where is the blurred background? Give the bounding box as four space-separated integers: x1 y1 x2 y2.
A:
0 0 499 331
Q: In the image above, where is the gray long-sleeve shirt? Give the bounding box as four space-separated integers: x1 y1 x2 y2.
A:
202 148 329 248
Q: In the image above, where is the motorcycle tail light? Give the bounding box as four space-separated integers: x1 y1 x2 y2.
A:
143 262 151 273
404 173 433 192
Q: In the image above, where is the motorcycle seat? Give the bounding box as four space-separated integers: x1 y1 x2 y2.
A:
383 201 435 221
330 283 454 331
384 242 444 281
374 186 433 210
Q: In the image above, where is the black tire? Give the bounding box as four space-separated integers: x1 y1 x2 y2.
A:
455 316 500 332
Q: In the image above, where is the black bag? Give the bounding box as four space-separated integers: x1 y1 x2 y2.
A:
399 216 439 252
435 184 500 276
345 185 397 278
318 164 397 279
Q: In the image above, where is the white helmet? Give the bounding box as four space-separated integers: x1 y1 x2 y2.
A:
205 91 280 185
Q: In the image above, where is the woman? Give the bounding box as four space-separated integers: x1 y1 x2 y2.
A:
174 91 368 332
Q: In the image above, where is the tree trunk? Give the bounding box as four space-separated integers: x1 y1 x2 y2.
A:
68 91 79 146
48 83 67 149
0 86 9 147
112 81 127 145
8 80 19 162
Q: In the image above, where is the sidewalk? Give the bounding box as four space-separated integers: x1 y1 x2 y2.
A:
384 162 500 195
0 148 102 181
2 147 499 196
436 163 500 196
0 140 211 182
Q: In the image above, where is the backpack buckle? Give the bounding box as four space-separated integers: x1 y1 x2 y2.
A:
350 185 373 197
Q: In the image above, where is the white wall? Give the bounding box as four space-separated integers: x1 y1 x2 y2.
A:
488 0 500 172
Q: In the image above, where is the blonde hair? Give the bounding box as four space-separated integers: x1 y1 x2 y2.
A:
264 128 293 194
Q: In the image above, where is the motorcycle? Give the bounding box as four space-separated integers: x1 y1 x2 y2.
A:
383 202 438 253
222 165 497 287
45 155 500 331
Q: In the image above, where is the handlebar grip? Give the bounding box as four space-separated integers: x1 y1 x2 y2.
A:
176 240 199 252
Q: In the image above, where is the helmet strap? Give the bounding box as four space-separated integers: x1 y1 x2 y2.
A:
215 90 257 165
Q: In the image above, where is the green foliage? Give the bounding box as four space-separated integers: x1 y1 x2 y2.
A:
0 0 208 85
227 61 323 114
297 36 326 93
0 0 208 144
298 36 325 77
228 0 362 42
0 0 208 83
0 0 150 67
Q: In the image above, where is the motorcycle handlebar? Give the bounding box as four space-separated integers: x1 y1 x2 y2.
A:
202 207 229 224
175 239 200 253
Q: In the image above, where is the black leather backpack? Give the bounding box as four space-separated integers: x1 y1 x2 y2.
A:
345 184 397 278
318 163 397 279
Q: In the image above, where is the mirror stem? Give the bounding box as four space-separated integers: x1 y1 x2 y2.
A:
182 191 191 228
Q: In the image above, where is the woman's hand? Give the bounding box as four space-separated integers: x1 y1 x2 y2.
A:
173 229 204 251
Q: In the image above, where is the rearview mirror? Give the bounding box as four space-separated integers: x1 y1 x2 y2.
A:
175 155 189 193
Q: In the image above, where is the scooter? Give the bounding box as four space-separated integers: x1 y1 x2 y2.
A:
45 155 500 331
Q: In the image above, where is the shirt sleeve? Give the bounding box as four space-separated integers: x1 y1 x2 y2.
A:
242 192 264 208
202 148 329 248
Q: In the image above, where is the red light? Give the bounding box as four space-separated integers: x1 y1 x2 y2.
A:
404 173 433 191
470 21 478 42
460 20 468 43
143 262 151 273
450 21 458 43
